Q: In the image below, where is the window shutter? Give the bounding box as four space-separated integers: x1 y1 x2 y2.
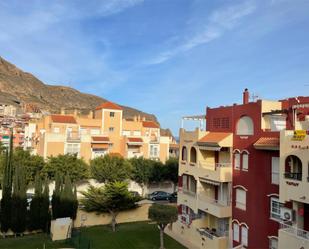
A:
234 153 240 169
242 153 248 171
241 226 248 246
233 223 239 242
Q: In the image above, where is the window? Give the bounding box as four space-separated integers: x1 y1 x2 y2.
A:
150 144 159 158
270 197 283 220
133 130 141 136
269 238 278 249
190 147 197 164
271 157 279 185
110 112 115 117
109 143 113 149
53 127 60 133
241 226 248 247
236 116 254 135
270 115 286 131
234 153 240 170
181 146 187 161
233 223 239 242
236 188 246 210
122 130 130 136
242 153 249 171
90 129 100 135
109 127 114 132
65 143 80 156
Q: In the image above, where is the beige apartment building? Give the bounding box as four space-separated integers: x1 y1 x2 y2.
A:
278 112 309 249
30 102 174 162
171 127 232 249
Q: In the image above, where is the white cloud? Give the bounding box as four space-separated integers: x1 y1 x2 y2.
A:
148 0 256 65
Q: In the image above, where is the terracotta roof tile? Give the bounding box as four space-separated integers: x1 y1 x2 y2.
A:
127 137 143 143
142 121 160 128
95 101 122 110
198 132 231 144
254 137 279 148
51 115 77 124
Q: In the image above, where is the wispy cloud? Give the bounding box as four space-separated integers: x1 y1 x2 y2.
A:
148 0 256 65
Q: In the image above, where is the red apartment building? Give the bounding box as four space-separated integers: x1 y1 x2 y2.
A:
173 89 309 249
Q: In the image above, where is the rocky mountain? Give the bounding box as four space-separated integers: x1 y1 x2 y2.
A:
0 56 156 121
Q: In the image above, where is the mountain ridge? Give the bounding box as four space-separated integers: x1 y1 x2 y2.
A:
0 56 157 121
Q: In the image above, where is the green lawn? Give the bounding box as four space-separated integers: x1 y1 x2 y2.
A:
0 233 69 249
0 222 186 249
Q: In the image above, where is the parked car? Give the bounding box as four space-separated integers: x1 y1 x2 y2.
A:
148 191 171 201
169 192 177 203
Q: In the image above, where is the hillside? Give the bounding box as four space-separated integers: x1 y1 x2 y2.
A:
0 56 156 121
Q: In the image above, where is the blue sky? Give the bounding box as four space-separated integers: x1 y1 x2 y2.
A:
0 0 309 135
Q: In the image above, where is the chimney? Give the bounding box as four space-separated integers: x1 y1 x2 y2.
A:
243 88 249 105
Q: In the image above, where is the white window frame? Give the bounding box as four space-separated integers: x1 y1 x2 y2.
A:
269 237 278 249
53 127 60 133
149 144 159 158
270 197 283 221
234 153 240 170
241 226 248 247
90 129 100 135
242 153 249 171
233 223 239 242
65 143 80 157
271 157 279 185
235 188 246 210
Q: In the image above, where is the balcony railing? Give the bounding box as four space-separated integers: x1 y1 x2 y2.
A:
199 162 231 170
198 194 230 207
183 189 197 197
280 222 309 240
197 228 228 239
66 132 81 142
284 172 302 181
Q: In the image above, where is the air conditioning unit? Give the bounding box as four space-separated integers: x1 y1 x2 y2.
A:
280 207 295 222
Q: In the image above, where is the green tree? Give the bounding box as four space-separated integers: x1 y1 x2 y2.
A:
90 155 132 183
12 148 45 185
80 182 139 232
148 204 178 249
130 157 153 197
164 157 179 192
11 163 28 235
44 154 89 183
148 161 165 183
0 133 13 234
51 173 78 220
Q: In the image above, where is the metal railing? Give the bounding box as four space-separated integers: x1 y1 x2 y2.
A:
280 222 309 241
182 189 197 197
199 162 232 170
67 131 81 142
284 172 302 181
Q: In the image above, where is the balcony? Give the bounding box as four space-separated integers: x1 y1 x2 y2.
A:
66 132 81 143
198 162 232 182
197 194 231 218
284 172 302 181
278 223 309 249
197 228 228 249
178 190 197 213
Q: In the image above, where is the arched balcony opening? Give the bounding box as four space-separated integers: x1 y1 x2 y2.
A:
190 147 197 164
284 155 302 181
181 146 187 161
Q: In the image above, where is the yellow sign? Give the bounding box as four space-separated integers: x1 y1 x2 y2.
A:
292 130 306 141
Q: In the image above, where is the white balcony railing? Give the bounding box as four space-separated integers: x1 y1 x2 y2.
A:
280 222 309 241
182 189 197 197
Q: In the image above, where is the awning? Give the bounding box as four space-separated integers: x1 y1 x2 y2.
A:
254 137 279 151
197 132 232 148
199 177 220 186
91 143 108 149
198 145 221 151
91 136 110 144
127 137 143 146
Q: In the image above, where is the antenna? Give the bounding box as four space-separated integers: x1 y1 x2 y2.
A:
250 93 259 102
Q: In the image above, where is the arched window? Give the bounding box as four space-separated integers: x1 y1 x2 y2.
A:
190 147 197 164
236 116 254 135
181 146 187 161
242 151 249 171
234 150 240 170
284 155 302 180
